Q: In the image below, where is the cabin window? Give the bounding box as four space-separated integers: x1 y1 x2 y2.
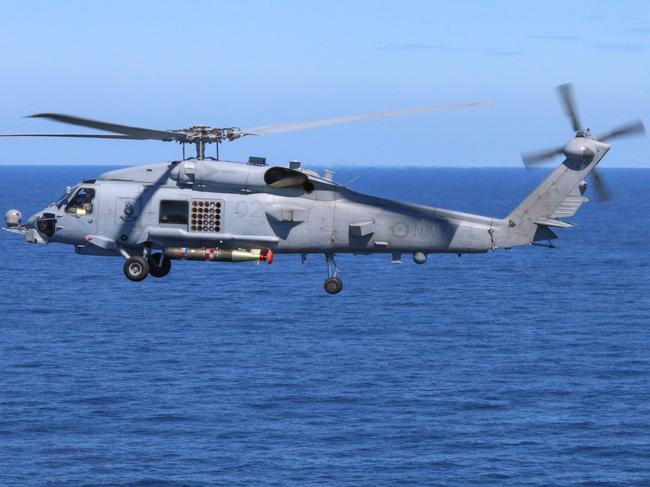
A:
65 187 96 215
159 200 189 225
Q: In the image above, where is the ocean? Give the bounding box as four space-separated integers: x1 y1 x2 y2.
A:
1 166 649 486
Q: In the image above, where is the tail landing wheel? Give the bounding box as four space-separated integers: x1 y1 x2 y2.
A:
324 253 343 294
324 276 343 295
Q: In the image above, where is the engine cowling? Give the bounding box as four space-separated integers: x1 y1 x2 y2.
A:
170 160 313 192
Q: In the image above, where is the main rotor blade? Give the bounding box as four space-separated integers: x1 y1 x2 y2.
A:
0 133 138 139
521 146 564 166
589 167 610 202
557 83 582 132
238 102 488 136
28 113 186 141
596 119 646 142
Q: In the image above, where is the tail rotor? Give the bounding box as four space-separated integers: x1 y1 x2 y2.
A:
521 83 646 202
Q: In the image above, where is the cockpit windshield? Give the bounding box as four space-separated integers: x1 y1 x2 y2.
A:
65 187 96 215
54 191 72 208
53 183 81 209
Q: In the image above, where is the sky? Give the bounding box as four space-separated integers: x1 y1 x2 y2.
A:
0 0 648 167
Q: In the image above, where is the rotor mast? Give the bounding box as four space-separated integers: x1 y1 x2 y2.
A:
181 125 241 160
195 139 206 160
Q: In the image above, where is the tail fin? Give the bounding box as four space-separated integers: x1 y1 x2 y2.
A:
496 139 610 248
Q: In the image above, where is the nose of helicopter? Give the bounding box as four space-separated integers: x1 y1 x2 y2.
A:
18 209 56 243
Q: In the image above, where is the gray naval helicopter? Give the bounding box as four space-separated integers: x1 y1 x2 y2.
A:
2 84 645 294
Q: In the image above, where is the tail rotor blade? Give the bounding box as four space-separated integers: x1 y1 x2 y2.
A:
596 119 646 142
589 168 611 202
557 83 582 132
521 146 564 166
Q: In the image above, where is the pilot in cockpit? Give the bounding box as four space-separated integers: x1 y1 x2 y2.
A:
65 187 95 215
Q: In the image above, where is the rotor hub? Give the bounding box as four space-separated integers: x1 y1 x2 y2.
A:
176 126 243 144
563 138 596 161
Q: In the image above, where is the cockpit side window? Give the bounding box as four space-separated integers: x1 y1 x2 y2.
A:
65 187 96 215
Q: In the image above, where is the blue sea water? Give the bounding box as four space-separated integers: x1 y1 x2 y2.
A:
1 165 649 486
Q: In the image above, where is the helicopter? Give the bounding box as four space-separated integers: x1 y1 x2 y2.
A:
2 84 645 294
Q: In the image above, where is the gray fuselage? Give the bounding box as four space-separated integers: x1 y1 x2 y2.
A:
31 158 496 258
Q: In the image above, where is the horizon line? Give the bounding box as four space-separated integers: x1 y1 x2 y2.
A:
1 163 650 169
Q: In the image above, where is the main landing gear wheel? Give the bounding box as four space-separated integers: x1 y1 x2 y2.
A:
323 253 343 294
123 256 149 282
148 253 171 278
324 276 343 295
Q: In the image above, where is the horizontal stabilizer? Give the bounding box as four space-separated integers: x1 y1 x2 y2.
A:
533 218 575 228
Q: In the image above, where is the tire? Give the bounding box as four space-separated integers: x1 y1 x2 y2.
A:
123 256 149 282
148 254 172 278
324 277 343 295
